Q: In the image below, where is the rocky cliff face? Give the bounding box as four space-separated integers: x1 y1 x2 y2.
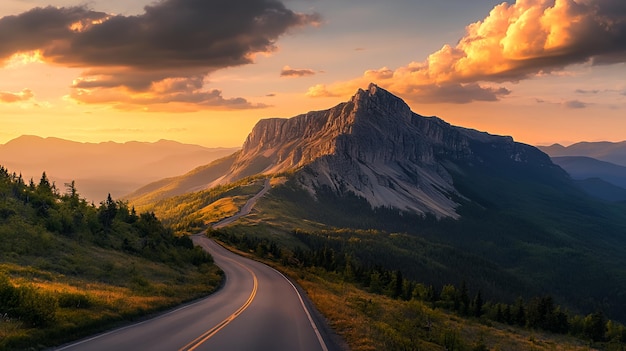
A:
212 83 551 218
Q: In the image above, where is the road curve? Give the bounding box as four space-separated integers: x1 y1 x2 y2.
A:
54 234 336 351
212 178 271 229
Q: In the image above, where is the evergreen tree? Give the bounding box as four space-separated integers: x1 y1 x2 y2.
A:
387 270 403 299
98 193 118 230
369 271 382 294
473 290 483 317
496 304 504 322
584 311 607 342
459 281 470 315
38 172 52 192
33 172 55 216
514 297 526 326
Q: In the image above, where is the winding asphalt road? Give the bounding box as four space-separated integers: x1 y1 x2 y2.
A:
54 235 339 351
54 177 343 350
212 178 271 229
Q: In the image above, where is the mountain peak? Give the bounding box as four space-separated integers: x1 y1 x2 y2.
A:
358 82 382 97
351 83 384 104
352 83 408 107
350 83 413 131
215 84 475 217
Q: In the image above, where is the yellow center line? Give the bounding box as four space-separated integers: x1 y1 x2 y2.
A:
178 256 259 351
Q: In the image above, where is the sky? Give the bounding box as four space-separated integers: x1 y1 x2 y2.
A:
0 0 625 148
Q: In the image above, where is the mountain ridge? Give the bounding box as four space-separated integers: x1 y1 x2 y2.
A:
539 141 626 166
0 135 239 202
551 156 626 189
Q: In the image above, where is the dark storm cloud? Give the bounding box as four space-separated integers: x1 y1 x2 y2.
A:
0 6 108 60
0 0 319 110
0 0 319 71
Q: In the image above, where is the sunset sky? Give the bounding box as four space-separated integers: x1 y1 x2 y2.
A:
1 0 625 148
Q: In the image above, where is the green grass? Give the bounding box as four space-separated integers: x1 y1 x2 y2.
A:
0 262 220 351
0 236 222 351
295 269 593 351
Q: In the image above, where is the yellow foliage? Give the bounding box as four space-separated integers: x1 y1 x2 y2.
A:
198 196 243 223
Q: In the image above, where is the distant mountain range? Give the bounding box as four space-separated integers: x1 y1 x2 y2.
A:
0 135 238 202
539 143 626 201
539 141 626 166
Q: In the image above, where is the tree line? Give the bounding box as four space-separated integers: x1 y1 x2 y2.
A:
0 166 211 266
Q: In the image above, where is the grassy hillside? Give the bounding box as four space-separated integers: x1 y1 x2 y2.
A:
130 176 267 234
125 152 239 208
0 166 222 350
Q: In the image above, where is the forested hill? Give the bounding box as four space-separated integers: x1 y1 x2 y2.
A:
0 165 221 350
0 166 205 261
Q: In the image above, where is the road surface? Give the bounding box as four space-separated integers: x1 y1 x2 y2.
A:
212 178 271 229
54 235 336 351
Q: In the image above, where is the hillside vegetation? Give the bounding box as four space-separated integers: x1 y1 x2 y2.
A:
0 166 222 350
132 177 267 234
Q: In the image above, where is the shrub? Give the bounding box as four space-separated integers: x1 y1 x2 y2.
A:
0 274 57 327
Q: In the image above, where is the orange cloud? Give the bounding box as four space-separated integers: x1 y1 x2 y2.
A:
70 78 268 112
0 88 33 103
309 0 626 104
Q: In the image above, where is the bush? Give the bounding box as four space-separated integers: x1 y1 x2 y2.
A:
0 274 57 327
58 292 93 309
